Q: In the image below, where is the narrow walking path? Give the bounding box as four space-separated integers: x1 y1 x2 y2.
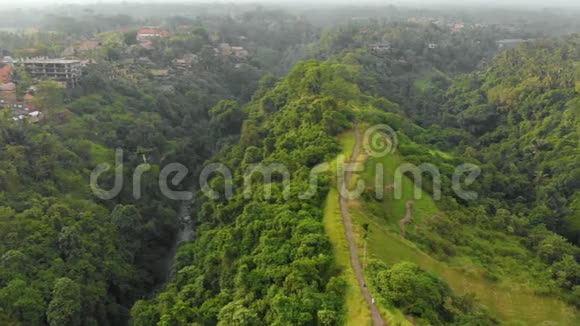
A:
399 200 414 238
339 125 386 326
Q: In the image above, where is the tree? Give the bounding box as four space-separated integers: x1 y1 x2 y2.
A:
111 205 143 234
217 301 259 326
124 31 138 46
0 279 45 324
551 255 580 290
32 80 65 113
130 300 160 326
373 262 450 323
209 100 246 136
538 234 573 264
47 278 81 326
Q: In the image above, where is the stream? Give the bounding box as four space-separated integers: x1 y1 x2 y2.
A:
152 195 195 295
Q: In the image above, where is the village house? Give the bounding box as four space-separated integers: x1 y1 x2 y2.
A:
231 46 249 59
218 43 249 59
0 64 16 102
0 64 12 84
368 42 392 55
0 83 16 102
0 101 43 123
62 40 102 57
136 28 170 41
369 42 391 50
173 53 199 70
451 23 465 32
218 43 233 56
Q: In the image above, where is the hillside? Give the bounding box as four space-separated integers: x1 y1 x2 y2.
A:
133 59 509 325
336 39 580 324
132 36 580 324
0 5 579 325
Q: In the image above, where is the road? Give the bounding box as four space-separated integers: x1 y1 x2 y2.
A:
339 125 386 326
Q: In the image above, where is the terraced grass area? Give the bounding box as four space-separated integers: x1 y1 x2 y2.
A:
325 129 578 324
351 148 579 325
352 208 578 324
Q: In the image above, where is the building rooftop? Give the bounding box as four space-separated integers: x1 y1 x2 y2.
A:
18 58 81 64
0 82 16 92
0 65 12 84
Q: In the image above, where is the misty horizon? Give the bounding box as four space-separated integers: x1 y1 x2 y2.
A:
3 0 580 11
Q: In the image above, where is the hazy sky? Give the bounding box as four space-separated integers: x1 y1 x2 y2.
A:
4 0 580 10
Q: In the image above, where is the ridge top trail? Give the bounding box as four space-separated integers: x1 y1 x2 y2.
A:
339 124 386 326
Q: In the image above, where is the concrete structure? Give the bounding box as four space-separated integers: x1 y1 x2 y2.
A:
1 56 14 64
17 58 82 87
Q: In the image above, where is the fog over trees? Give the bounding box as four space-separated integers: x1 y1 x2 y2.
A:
0 1 578 325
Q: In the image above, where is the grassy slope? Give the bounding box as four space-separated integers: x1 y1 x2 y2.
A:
324 188 371 326
324 131 371 325
323 131 411 326
350 148 578 325
413 68 451 93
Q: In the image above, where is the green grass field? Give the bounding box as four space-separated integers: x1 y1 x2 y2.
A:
326 129 578 325
350 146 579 325
351 207 578 324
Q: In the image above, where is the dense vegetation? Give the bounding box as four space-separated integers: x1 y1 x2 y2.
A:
352 38 580 317
0 32 263 323
130 61 354 325
0 81 174 324
0 3 578 325
438 40 579 239
130 58 510 324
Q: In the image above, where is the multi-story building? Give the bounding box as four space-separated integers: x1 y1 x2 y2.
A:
17 58 82 87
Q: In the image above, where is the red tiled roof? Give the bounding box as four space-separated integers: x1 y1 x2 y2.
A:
138 29 169 36
0 65 11 84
